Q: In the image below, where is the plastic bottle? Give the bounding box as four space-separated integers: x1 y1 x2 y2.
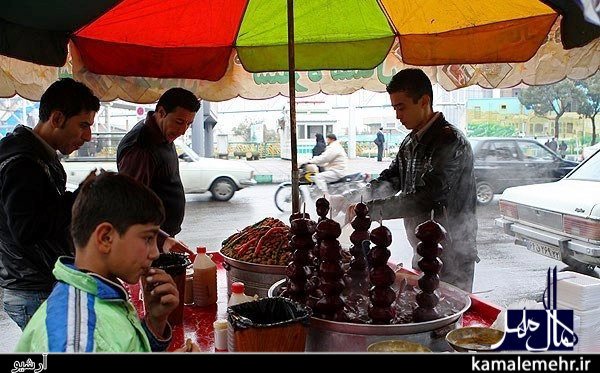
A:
192 246 217 306
228 282 257 307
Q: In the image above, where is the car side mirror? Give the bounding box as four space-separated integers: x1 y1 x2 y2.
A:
178 153 192 162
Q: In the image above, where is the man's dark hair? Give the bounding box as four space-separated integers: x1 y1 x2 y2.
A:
326 133 337 141
156 88 201 114
38 78 100 122
71 172 165 248
386 68 434 108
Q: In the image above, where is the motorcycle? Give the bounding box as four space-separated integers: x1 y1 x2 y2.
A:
273 163 369 212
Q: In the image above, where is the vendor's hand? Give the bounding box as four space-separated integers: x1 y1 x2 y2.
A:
345 203 357 225
79 169 97 187
329 194 347 218
163 237 192 255
173 338 201 353
143 268 179 337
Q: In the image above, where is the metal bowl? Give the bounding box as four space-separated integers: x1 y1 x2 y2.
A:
367 340 431 353
220 249 286 298
445 327 504 352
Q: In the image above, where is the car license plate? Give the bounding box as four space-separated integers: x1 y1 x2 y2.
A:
526 240 561 261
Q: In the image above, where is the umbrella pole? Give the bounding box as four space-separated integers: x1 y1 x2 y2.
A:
287 0 300 213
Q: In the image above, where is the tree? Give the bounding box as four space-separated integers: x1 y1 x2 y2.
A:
263 125 278 142
467 123 517 137
519 80 587 139
231 122 251 141
576 73 600 145
233 117 268 142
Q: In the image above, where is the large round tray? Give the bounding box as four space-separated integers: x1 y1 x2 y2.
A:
268 277 471 335
268 272 472 351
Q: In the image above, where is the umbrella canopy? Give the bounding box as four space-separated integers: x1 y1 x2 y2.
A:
0 0 568 78
1 0 599 102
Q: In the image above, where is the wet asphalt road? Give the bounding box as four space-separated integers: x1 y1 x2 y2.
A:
179 184 570 308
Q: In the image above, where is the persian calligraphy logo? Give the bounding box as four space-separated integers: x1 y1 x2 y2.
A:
11 354 47 373
494 267 578 351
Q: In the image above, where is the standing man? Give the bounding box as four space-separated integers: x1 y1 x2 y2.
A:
0 78 100 329
559 140 568 158
117 88 200 251
548 137 558 152
340 69 478 292
375 127 385 162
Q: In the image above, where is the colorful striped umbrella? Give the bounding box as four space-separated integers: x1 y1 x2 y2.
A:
69 0 560 80
2 0 593 81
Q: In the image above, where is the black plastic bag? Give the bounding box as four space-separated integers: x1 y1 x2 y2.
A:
227 297 311 330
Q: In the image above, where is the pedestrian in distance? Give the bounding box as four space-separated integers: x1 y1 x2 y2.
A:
374 127 385 161
312 133 326 157
559 140 568 158
0 78 100 329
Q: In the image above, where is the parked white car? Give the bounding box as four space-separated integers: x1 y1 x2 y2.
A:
495 148 600 274
582 142 600 160
62 133 256 201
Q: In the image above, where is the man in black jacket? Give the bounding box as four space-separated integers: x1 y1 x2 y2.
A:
0 78 100 329
117 88 200 251
341 69 478 292
374 127 385 161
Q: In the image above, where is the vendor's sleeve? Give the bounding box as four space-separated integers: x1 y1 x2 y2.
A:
367 140 466 220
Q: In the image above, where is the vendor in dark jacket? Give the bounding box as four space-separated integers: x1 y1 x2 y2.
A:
0 78 100 329
117 88 200 251
340 69 478 292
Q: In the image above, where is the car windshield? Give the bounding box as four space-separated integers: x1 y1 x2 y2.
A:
175 139 201 162
568 150 600 181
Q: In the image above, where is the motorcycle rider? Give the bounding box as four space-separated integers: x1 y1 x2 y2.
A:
305 133 348 198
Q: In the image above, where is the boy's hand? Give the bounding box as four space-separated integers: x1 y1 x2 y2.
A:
143 268 179 337
173 338 200 353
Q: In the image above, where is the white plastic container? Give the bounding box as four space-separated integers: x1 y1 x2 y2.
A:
213 319 229 351
557 271 600 311
193 246 217 307
227 282 257 307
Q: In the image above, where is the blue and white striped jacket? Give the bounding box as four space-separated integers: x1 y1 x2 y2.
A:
16 257 171 352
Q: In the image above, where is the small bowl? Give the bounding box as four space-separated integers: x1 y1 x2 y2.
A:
446 327 504 352
367 340 431 353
